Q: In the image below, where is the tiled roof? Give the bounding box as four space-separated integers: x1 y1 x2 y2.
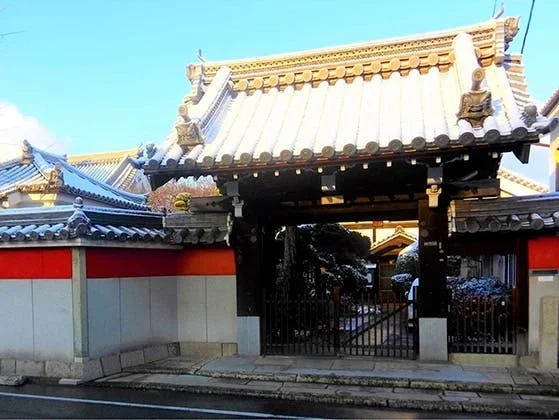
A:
541 88 559 117
0 197 229 246
67 148 151 193
450 193 559 234
0 141 148 210
145 17 554 173
497 167 549 194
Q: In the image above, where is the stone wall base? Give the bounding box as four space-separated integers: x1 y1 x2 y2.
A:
0 342 181 382
418 318 448 361
450 353 519 367
180 342 238 358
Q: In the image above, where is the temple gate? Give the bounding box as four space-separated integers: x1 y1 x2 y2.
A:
144 17 556 360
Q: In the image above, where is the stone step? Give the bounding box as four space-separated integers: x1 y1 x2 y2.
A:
92 372 559 418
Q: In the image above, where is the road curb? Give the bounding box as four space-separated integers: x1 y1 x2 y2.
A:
0 375 26 386
195 370 559 396
89 377 559 418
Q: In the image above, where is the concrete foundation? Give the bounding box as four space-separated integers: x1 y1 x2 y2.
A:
450 353 518 367
237 316 260 355
419 318 448 361
180 342 238 357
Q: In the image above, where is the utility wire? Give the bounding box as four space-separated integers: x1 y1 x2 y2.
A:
521 0 536 54
492 0 498 17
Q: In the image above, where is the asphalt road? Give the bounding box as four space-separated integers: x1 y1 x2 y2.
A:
0 383 526 419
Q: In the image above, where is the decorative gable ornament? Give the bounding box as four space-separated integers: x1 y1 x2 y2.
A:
67 197 91 236
521 103 559 134
21 140 34 165
176 101 205 149
48 162 64 188
457 68 493 128
504 17 519 51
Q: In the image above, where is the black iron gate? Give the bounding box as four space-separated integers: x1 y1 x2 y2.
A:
262 287 418 359
448 294 516 354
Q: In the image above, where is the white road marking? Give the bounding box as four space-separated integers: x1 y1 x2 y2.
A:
0 391 322 419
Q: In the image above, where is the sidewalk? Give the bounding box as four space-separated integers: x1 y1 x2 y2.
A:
93 355 559 417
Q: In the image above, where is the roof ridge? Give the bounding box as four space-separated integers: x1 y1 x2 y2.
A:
56 158 147 203
187 17 519 91
541 88 559 117
23 140 68 163
25 144 149 209
497 167 549 192
30 151 56 182
67 147 140 163
196 18 507 68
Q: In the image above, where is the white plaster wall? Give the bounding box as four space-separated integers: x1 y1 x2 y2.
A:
0 281 34 359
88 279 121 358
120 278 151 349
32 280 73 361
150 277 178 343
177 276 206 341
529 273 559 353
87 277 178 358
177 275 237 343
0 280 73 361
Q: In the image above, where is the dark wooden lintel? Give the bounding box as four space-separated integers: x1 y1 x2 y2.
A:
264 200 418 225
448 178 500 199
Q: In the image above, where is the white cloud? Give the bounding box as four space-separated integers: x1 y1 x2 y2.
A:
0 102 69 163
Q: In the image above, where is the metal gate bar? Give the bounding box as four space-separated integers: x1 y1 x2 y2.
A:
448 294 516 354
262 287 418 359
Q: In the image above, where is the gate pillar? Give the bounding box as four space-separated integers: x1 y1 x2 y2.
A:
418 198 449 361
231 218 263 355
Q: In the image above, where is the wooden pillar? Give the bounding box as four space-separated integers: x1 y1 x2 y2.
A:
261 224 278 291
515 238 528 330
515 237 528 355
418 198 448 317
417 198 449 361
232 218 262 317
231 217 264 355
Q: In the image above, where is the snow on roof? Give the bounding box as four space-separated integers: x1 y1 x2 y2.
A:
0 141 148 210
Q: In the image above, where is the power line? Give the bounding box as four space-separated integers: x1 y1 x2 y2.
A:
521 0 536 54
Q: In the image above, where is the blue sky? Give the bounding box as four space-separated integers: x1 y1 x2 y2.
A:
0 0 557 156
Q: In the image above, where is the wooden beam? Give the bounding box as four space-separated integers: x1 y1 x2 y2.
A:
264 200 418 225
448 178 500 199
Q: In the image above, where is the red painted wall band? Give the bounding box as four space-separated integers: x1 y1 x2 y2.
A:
528 237 559 270
85 248 236 278
0 248 72 279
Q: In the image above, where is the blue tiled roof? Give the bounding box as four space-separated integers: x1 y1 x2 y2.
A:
0 198 228 245
0 141 148 210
